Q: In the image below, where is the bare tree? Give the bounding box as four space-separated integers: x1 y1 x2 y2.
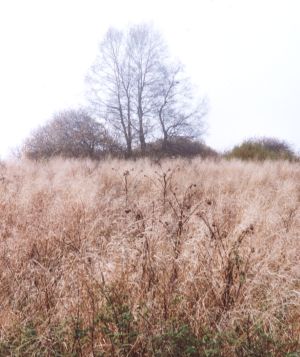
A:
127 24 167 153
87 28 134 156
154 64 207 151
86 24 206 156
23 109 117 160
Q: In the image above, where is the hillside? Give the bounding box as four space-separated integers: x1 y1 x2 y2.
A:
0 158 299 356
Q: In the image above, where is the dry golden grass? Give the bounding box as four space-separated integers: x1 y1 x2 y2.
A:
0 158 299 356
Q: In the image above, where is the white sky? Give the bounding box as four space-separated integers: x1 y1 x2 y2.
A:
0 0 299 157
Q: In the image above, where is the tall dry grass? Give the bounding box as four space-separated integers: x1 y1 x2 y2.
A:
0 158 299 356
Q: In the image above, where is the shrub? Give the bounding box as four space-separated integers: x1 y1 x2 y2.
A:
226 137 297 161
22 109 121 160
145 137 218 159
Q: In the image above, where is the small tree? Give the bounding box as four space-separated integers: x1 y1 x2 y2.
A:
23 109 118 160
154 64 207 151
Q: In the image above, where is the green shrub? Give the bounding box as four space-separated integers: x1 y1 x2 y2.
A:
226 137 297 161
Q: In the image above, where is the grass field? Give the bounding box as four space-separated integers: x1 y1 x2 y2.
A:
0 158 299 356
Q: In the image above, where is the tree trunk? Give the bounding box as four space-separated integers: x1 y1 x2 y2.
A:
126 140 132 157
139 125 146 153
126 96 133 157
159 107 168 152
162 133 168 152
138 96 146 153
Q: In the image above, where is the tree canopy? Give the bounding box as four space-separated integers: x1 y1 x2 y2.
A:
86 24 206 157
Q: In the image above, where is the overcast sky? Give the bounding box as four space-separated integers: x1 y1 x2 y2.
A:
0 0 299 157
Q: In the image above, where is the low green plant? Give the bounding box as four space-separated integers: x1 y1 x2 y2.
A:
226 137 296 161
